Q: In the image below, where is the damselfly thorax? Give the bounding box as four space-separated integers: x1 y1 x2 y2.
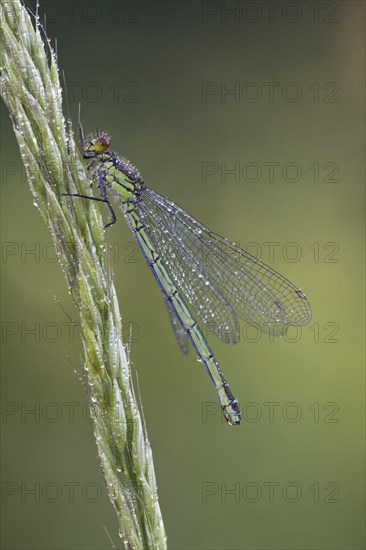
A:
87 150 145 206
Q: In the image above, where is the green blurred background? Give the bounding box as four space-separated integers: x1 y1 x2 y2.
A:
1 1 364 549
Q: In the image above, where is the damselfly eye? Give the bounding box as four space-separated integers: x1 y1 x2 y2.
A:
83 133 111 158
92 134 110 153
97 136 110 149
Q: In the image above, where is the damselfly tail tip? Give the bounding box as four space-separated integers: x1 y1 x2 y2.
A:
223 401 241 426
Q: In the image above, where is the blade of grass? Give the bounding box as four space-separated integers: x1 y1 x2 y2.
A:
0 1 167 548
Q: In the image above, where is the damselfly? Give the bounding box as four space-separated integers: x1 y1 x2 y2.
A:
64 130 312 426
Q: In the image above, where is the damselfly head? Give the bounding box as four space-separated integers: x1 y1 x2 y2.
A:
83 131 111 158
